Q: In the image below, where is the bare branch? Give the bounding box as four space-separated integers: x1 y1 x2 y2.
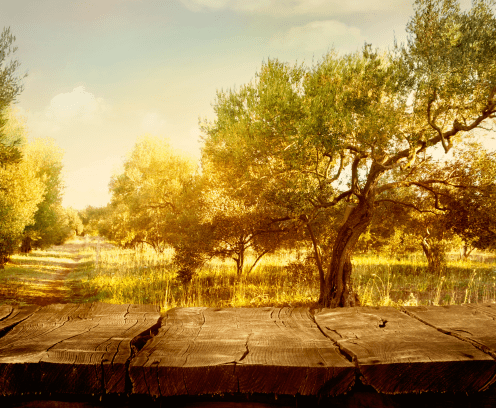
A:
246 249 272 275
329 151 345 182
405 182 450 211
323 152 333 180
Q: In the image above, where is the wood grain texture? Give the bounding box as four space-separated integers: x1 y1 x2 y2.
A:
402 303 496 385
129 307 355 398
0 305 40 336
2 304 496 401
0 303 160 396
314 306 496 394
464 303 496 319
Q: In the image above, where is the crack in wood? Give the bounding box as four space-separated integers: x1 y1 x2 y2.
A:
182 371 189 395
154 361 161 397
324 326 343 339
127 315 163 396
308 309 355 364
44 324 93 355
0 308 34 338
238 333 252 363
401 307 496 361
0 306 14 322
6 304 496 400
123 304 130 320
452 328 474 336
464 304 496 320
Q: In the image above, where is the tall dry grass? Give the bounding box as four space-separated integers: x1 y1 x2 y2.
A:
76 240 496 312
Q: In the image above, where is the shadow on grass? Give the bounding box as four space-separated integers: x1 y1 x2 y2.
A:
0 239 97 306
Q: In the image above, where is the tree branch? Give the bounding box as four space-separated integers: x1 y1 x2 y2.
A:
385 94 496 169
376 198 437 214
351 155 363 196
315 189 353 208
377 174 472 195
427 89 452 153
328 151 345 182
300 214 325 290
246 249 272 275
345 144 367 156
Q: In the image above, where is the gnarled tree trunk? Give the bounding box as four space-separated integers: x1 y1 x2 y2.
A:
421 233 446 275
320 195 376 307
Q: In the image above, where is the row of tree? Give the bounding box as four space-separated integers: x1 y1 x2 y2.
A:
84 0 496 307
85 136 495 279
0 28 80 267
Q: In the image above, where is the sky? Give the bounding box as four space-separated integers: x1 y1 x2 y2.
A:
1 0 483 209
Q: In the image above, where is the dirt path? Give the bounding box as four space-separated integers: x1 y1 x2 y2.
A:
0 238 97 306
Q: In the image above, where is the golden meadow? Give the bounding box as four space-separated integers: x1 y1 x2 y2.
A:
2 237 495 311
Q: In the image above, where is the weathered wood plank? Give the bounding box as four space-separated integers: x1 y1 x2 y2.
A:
0 305 40 336
129 307 355 398
2 304 496 401
0 305 12 321
403 304 496 360
0 303 161 396
314 306 496 394
464 303 496 319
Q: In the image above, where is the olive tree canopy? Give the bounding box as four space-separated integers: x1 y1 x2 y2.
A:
202 0 496 307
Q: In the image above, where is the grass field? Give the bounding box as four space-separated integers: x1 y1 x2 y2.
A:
0 241 93 305
1 237 494 310
72 238 496 312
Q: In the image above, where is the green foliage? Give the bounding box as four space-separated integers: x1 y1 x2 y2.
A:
65 207 83 237
201 0 496 306
442 147 496 251
107 135 198 252
80 205 117 239
197 169 299 279
20 138 70 252
403 0 496 147
79 206 106 236
0 28 26 166
0 109 44 265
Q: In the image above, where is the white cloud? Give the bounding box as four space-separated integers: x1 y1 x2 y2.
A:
180 0 405 15
46 86 107 123
270 20 365 53
22 86 111 140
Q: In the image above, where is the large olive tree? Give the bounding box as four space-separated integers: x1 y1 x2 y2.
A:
202 0 496 307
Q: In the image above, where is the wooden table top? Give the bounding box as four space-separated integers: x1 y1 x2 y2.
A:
1 303 496 400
